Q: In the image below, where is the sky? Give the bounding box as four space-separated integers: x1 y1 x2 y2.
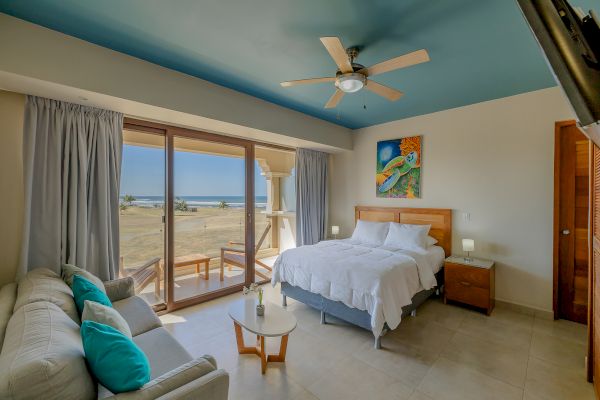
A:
120 144 267 197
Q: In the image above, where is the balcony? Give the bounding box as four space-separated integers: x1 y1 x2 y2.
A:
119 205 296 304
122 257 278 305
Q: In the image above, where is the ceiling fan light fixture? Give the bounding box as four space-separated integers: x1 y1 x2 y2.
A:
336 73 366 93
280 37 429 108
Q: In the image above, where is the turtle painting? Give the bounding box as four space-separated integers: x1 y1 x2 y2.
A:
376 136 421 198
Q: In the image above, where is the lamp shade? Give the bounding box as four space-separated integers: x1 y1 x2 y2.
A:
462 239 475 252
331 226 340 235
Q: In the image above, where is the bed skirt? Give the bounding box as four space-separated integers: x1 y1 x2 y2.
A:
280 268 444 348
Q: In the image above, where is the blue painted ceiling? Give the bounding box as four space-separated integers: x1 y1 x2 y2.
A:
0 0 598 129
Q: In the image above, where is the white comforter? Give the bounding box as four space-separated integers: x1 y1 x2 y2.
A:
271 239 444 337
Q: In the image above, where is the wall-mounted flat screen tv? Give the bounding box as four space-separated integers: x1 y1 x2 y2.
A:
516 0 599 138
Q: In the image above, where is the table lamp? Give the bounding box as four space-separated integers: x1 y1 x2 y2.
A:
462 239 474 262
331 225 340 239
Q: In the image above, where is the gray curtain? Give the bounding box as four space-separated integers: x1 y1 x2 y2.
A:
19 96 123 281
295 148 328 246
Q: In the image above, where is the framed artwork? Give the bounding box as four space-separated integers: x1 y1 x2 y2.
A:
376 135 421 198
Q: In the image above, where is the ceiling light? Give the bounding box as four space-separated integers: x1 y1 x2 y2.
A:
335 73 366 93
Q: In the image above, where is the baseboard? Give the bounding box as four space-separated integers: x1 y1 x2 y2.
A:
495 299 554 320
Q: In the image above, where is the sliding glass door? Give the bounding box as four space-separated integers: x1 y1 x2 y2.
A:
119 128 167 308
121 119 293 311
169 135 253 305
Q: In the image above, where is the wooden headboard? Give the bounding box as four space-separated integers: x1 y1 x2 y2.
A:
354 206 453 255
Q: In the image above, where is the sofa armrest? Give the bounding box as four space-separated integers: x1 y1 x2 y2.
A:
104 277 135 302
108 356 227 400
155 369 229 400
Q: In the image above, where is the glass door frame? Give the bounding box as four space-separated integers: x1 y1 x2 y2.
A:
123 117 294 312
122 119 168 312
166 126 255 311
124 118 256 312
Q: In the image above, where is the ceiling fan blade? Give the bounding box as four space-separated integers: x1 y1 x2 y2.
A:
360 49 430 77
320 37 353 74
324 90 345 108
280 77 336 87
365 81 404 101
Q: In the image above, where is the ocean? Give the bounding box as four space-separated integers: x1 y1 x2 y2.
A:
121 195 267 208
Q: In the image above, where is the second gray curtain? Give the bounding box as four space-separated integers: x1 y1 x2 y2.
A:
296 148 328 246
20 96 123 281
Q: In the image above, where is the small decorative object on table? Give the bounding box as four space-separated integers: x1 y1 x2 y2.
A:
243 283 265 316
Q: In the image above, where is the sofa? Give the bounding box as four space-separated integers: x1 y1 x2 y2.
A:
0 268 229 400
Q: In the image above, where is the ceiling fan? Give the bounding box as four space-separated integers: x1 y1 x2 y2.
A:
280 37 430 109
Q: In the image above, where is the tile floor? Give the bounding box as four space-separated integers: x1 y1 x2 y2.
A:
160 283 594 400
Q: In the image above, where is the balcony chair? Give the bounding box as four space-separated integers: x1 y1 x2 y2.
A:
220 222 273 281
118 256 162 297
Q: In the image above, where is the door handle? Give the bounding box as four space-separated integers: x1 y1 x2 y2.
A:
561 229 570 235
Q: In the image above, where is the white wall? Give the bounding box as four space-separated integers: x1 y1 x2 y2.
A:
329 87 575 312
280 171 296 212
279 171 297 251
278 217 297 252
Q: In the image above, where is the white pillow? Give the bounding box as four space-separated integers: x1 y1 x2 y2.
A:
351 220 390 245
426 236 438 247
384 223 431 250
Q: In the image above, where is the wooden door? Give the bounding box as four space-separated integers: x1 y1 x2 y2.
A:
555 121 589 323
592 144 600 387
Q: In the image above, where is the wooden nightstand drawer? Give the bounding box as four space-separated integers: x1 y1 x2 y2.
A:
445 281 490 309
444 257 495 315
445 262 489 289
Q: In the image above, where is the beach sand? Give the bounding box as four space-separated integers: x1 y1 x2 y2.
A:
119 206 271 268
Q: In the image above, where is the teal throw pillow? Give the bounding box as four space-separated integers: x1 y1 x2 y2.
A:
72 274 112 315
81 320 151 393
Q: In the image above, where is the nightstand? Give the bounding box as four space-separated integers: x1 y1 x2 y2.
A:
443 255 495 315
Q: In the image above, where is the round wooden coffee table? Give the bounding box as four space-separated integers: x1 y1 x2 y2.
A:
228 298 297 374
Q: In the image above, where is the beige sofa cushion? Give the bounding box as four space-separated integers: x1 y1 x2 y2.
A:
113 296 162 336
13 268 80 324
61 263 107 294
0 301 96 400
99 327 195 398
134 327 193 380
0 282 17 349
104 276 135 302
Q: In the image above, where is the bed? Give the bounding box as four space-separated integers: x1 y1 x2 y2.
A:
271 206 452 348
